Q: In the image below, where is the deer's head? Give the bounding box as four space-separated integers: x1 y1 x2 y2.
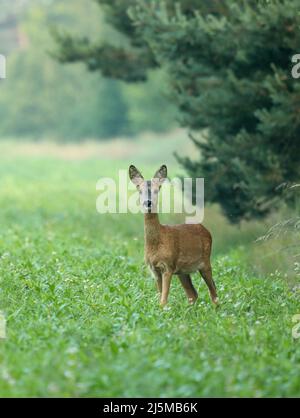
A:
129 165 167 213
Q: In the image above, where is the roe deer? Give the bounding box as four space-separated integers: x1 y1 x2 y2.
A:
129 164 218 307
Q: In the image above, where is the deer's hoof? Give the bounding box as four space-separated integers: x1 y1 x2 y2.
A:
160 301 168 308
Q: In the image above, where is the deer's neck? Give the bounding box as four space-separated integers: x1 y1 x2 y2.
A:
144 213 160 247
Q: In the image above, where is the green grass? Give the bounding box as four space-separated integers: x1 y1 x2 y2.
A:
0 146 300 397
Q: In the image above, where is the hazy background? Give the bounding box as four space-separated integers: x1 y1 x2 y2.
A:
0 0 177 140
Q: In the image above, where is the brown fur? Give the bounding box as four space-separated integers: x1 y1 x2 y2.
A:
129 165 218 306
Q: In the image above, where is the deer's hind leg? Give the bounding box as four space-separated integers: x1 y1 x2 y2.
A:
199 264 218 305
179 274 198 304
151 268 162 295
160 271 173 307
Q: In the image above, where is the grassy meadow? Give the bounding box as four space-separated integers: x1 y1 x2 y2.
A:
0 133 299 397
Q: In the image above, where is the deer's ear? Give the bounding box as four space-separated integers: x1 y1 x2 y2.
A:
153 165 167 185
129 165 144 188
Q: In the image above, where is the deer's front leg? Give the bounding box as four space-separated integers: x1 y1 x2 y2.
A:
156 273 162 295
160 271 172 306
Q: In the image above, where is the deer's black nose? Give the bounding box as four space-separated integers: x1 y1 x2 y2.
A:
146 200 152 208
